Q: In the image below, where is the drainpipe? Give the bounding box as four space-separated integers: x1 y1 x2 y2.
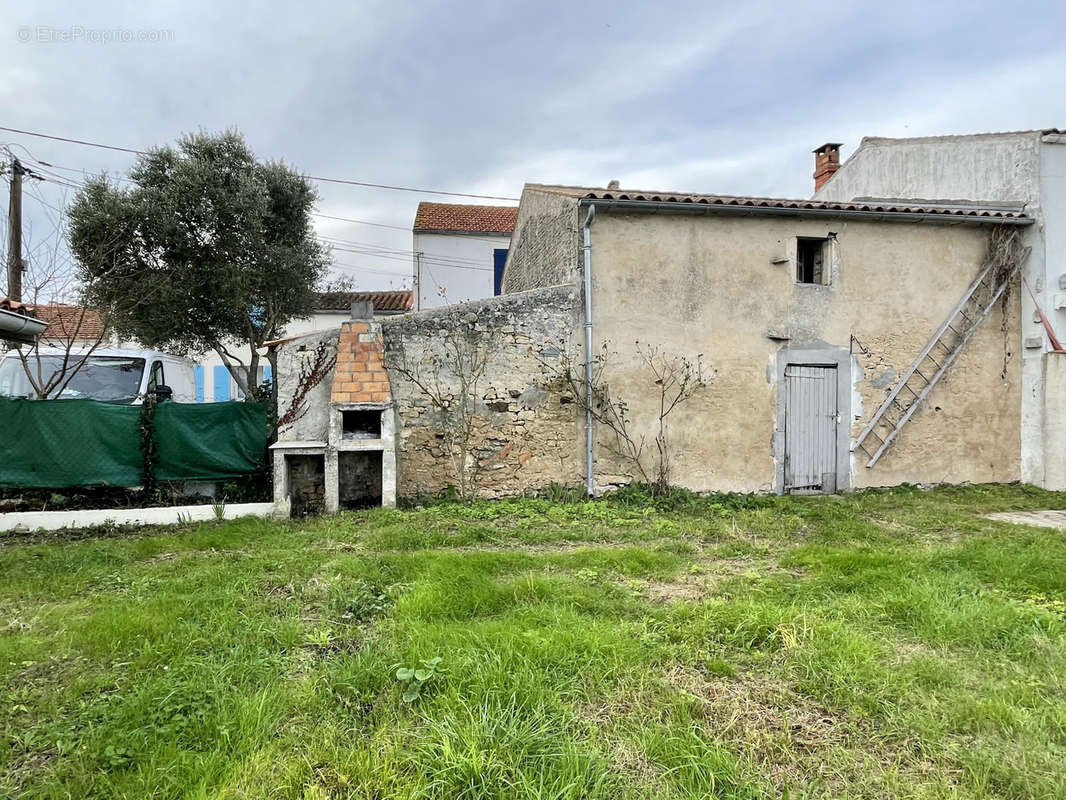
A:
582 204 596 497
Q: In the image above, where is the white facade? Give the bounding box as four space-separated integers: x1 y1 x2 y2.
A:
814 130 1066 487
412 231 510 310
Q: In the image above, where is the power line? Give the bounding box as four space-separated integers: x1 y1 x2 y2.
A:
320 242 493 273
0 124 521 201
317 234 496 269
0 125 142 155
12 149 517 245
312 212 409 231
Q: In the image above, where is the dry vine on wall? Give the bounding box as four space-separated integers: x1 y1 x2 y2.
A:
537 338 709 495
277 339 337 430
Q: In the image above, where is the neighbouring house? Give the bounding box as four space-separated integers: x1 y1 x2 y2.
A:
271 136 1060 512
27 303 113 348
197 289 412 402
412 202 517 309
1 302 113 350
811 129 1066 488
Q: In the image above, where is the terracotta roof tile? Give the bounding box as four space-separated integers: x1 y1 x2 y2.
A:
0 297 33 316
528 184 1031 221
315 290 413 312
413 202 517 234
28 304 108 342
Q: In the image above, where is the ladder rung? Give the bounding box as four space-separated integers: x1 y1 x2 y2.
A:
857 241 1027 471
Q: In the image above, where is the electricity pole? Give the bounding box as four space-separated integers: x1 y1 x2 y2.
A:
6 156 25 302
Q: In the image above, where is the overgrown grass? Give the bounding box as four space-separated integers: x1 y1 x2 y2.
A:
2 484 1066 798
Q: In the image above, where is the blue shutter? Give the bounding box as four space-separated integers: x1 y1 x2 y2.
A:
263 365 272 388
193 365 205 403
493 248 508 296
213 365 231 402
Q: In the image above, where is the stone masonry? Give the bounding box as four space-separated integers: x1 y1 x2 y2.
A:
331 321 391 404
382 286 585 498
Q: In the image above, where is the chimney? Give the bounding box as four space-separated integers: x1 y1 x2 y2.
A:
350 299 373 320
812 143 843 192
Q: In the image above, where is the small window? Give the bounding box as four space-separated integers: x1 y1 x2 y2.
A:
796 237 828 285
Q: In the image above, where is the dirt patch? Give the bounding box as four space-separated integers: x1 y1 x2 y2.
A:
641 556 795 605
609 740 666 794
985 510 1066 531
663 666 948 798
643 580 709 603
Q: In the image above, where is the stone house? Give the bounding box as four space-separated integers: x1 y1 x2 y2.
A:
270 143 1056 511
500 179 1033 494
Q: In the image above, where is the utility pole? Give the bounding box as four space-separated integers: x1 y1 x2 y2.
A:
414 250 423 311
6 156 25 302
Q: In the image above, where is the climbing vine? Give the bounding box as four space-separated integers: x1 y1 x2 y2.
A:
139 394 159 496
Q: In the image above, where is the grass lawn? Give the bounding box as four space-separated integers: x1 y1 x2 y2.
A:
2 484 1066 799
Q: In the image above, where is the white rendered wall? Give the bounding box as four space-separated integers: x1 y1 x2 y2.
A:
413 231 510 309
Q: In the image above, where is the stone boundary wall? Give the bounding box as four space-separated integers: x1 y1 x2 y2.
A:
381 285 584 498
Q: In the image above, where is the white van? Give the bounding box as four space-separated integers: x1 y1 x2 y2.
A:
0 347 198 404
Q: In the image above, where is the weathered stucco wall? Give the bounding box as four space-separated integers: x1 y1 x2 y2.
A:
381 286 584 497
814 131 1055 486
587 211 1021 493
274 328 340 443
814 133 1043 206
502 187 582 294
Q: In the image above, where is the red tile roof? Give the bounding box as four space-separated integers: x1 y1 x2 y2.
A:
413 202 517 234
529 184 1031 221
30 304 108 342
315 290 412 313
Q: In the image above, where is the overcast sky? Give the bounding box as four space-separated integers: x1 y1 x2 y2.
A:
2 0 1065 293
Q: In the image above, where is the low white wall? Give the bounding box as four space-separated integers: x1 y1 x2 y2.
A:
1044 354 1066 490
0 502 274 533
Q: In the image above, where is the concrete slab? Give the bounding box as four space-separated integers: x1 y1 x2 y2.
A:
0 502 274 533
985 510 1066 530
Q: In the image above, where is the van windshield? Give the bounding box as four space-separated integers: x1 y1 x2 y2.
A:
0 355 146 403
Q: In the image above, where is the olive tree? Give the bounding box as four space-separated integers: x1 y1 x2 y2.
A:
67 130 328 400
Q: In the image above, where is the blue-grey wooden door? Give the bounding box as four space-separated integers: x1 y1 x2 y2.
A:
783 364 838 493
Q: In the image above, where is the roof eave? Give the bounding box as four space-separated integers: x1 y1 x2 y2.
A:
413 228 512 236
576 198 1033 226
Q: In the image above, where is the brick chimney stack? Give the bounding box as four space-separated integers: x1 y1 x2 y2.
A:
813 143 843 192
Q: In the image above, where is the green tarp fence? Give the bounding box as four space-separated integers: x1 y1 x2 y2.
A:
0 397 268 489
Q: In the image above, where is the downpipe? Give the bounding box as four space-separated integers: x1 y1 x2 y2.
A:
582 204 596 497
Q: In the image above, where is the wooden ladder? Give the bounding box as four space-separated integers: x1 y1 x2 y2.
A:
854 244 1029 468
